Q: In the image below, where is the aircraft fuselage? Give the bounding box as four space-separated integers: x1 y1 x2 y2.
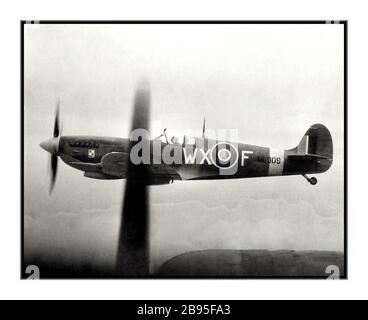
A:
51 124 332 185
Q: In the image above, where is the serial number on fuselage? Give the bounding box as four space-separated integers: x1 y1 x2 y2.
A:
257 156 281 164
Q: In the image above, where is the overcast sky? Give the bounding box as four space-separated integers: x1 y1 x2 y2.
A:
24 23 344 274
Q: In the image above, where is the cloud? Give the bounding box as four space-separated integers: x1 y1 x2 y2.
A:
24 189 343 275
24 205 120 274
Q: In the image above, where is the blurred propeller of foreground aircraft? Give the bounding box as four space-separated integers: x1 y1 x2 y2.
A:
40 82 342 278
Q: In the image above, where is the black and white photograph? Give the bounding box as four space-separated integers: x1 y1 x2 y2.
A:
21 21 346 279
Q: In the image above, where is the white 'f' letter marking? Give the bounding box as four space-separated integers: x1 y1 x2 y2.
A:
241 150 253 166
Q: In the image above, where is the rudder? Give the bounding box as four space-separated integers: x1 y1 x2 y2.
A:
296 124 333 159
284 124 333 175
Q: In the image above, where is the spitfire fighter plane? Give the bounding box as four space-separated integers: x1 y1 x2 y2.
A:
40 97 332 189
39 83 334 277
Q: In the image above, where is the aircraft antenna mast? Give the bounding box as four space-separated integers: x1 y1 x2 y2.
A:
202 117 206 138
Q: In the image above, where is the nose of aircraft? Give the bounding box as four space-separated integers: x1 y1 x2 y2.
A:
40 137 59 155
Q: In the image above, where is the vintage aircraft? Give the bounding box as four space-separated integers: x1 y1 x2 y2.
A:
39 82 334 277
40 103 332 188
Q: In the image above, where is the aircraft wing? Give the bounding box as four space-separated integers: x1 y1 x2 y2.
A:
158 249 345 277
100 152 181 183
101 152 129 178
148 164 181 184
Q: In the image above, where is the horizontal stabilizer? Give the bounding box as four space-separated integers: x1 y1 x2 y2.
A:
288 153 330 160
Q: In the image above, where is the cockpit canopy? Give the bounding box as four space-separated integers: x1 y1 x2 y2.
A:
154 128 216 149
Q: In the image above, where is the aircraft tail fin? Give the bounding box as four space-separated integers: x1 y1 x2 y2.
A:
285 124 333 174
294 124 333 159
